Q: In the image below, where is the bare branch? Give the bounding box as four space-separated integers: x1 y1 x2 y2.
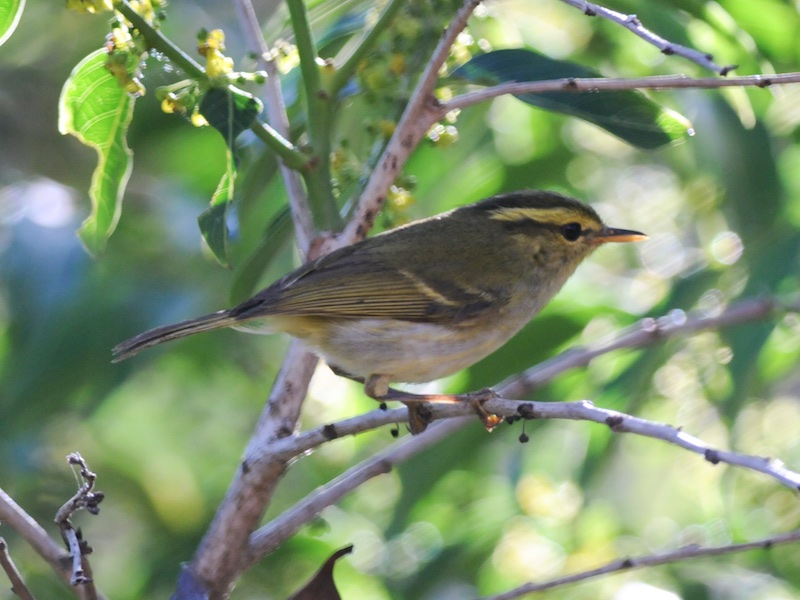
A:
55 453 103 593
188 340 319 598
485 529 800 599
341 0 483 244
0 488 74 589
0 538 35 600
559 0 736 75
444 72 800 113
247 417 469 563
244 296 800 557
263 296 787 458
232 0 314 255
500 295 789 397
249 394 800 560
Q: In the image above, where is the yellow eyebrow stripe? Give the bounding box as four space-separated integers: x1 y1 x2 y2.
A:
488 206 589 225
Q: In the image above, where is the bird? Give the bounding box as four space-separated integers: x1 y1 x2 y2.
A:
113 190 646 433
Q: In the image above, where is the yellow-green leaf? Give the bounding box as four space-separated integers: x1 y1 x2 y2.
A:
0 0 25 46
58 49 134 254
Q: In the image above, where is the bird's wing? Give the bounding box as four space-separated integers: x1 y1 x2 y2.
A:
230 242 506 324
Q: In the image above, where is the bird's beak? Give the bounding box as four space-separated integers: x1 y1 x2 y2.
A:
591 226 648 244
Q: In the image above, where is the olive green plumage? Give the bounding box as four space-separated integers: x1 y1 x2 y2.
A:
113 190 645 427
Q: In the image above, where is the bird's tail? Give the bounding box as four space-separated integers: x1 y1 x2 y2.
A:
112 310 238 362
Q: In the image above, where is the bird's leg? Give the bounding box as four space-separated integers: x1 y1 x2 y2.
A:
328 366 501 434
362 374 430 435
366 375 502 435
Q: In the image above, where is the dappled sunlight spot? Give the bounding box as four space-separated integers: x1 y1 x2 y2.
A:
758 397 800 455
643 516 680 550
492 517 566 580
516 474 582 523
614 581 681 600
565 153 605 191
758 313 800 381
677 521 732 549
488 95 536 165
625 272 670 313
709 231 743 266
141 453 206 531
640 233 689 279
381 521 443 580
581 315 621 345
564 119 634 157
494 0 592 58
307 361 363 424
765 489 800 530
350 471 402 518
7 178 78 228
350 529 387 572
653 361 700 402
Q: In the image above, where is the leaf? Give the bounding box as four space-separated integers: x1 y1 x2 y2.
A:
199 86 262 158
58 49 135 254
0 0 25 46
198 202 231 268
453 49 693 149
197 87 262 266
229 206 293 303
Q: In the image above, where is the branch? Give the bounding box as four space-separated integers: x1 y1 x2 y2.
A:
248 395 800 560
558 0 736 75
0 488 69 585
444 72 800 113
285 0 341 230
484 529 800 599
341 0 483 243
55 453 103 593
186 340 319 599
247 417 469 563
0 538 35 600
232 0 314 255
263 296 788 458
500 295 791 397
244 296 800 558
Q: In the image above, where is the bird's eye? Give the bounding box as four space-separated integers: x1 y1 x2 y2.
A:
560 222 582 241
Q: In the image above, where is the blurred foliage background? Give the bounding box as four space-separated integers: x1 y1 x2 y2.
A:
2 0 800 598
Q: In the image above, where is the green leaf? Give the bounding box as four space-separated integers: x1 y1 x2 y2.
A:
58 49 134 254
0 0 25 47
199 86 262 158
453 49 693 149
198 203 231 268
229 206 293 304
196 87 262 266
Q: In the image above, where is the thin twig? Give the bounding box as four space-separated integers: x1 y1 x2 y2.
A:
0 488 74 591
559 0 736 75
0 538 35 600
248 395 800 560
500 295 787 397
232 0 314 255
484 529 800 599
262 296 786 458
444 72 800 113
341 0 483 243
55 453 103 590
285 0 341 229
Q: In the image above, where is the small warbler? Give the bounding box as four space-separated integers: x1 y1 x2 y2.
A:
113 190 646 432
